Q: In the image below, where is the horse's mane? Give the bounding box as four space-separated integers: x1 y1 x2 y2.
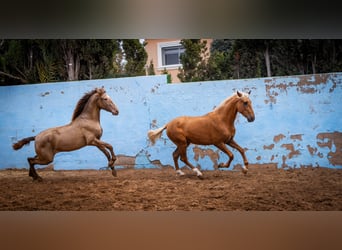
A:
71 89 98 121
213 93 238 111
213 91 250 111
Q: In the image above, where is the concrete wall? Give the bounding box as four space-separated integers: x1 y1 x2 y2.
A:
0 73 341 170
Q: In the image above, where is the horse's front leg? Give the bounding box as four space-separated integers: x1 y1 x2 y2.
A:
100 141 117 167
91 139 117 177
214 143 234 169
228 139 248 174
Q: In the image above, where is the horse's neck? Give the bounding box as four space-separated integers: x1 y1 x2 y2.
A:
213 97 238 126
78 96 101 122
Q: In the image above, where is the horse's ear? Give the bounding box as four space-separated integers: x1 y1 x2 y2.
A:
237 90 242 97
95 87 105 94
248 90 251 95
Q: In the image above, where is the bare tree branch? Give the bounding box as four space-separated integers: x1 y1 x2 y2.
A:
0 70 28 83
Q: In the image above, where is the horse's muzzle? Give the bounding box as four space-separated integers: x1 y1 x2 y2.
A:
247 115 255 122
112 110 119 116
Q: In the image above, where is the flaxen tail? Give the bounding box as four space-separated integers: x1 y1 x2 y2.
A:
12 136 35 150
147 125 167 145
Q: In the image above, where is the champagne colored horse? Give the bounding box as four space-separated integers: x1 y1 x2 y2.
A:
12 87 119 181
148 90 255 178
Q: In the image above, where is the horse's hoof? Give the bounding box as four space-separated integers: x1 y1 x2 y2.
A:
242 166 248 175
218 163 227 169
176 170 185 176
193 168 203 178
112 169 117 177
197 175 204 180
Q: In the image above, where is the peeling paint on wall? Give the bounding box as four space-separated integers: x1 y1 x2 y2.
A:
307 145 318 156
263 144 274 150
115 155 136 168
290 134 303 141
274 134 286 143
192 146 220 168
317 132 342 166
281 143 301 159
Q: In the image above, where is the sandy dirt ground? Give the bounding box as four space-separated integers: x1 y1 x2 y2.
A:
0 167 341 211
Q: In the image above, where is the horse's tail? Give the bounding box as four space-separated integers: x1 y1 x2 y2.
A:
12 136 35 150
148 124 167 146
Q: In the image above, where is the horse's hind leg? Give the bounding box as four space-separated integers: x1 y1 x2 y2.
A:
28 156 41 181
178 144 203 178
27 155 53 181
173 147 184 176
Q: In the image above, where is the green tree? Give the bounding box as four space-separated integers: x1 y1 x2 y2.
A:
317 40 342 73
0 40 35 84
79 39 120 80
0 40 64 84
207 39 234 80
210 39 233 53
59 40 81 81
230 40 262 79
147 60 155 76
35 40 63 83
122 39 147 77
0 39 122 85
2 39 341 85
208 39 342 80
177 39 208 82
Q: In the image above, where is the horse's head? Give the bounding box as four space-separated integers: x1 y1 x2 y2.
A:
96 87 119 116
236 90 255 122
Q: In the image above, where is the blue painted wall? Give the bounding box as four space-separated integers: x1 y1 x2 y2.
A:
147 73 342 170
0 76 167 170
1 73 341 170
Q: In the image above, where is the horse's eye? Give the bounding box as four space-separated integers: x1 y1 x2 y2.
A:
243 101 248 106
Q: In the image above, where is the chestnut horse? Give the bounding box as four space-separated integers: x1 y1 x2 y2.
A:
12 87 119 181
148 90 255 178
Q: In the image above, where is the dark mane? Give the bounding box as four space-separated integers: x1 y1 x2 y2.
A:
71 89 97 121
